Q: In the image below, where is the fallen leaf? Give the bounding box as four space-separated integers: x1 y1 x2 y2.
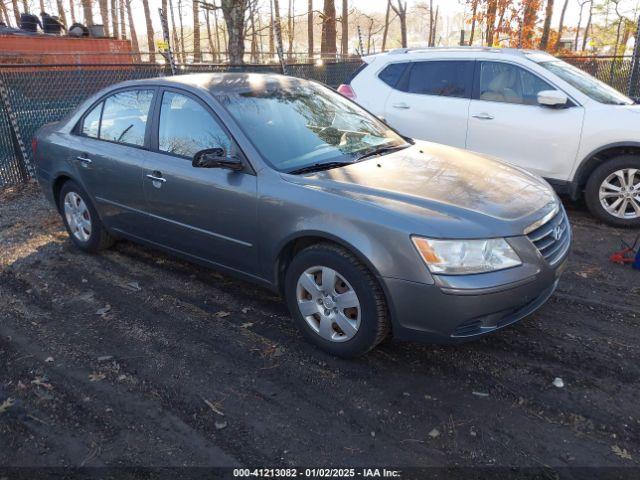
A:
241 307 250 314
125 281 141 291
203 398 225 416
0 398 15 414
552 377 565 388
428 428 440 439
45 356 54 363
215 311 230 318
31 377 53 390
612 445 632 460
88 372 106 382
96 305 111 316
241 322 254 328
215 420 228 430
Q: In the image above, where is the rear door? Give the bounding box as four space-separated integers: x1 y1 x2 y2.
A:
383 60 474 148
466 61 584 180
72 88 155 235
141 88 259 275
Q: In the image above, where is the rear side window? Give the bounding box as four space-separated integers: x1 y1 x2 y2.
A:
99 89 154 146
378 63 408 88
402 61 474 98
81 102 102 138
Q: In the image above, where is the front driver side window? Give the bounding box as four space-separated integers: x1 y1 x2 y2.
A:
100 89 154 146
158 91 232 158
479 62 554 106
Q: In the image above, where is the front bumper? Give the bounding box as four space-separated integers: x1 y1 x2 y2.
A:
383 233 570 344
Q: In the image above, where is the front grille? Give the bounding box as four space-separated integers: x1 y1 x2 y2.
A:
526 207 571 266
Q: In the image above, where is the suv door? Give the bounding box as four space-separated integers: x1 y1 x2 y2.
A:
73 88 155 235
141 89 258 275
383 60 474 148
466 61 584 180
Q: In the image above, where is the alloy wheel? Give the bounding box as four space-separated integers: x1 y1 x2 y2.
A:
599 168 640 219
63 191 92 242
295 266 361 343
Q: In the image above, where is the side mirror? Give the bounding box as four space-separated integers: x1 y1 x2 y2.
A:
537 90 568 108
192 148 243 171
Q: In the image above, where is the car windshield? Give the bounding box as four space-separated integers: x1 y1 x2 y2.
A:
214 78 408 172
534 58 634 105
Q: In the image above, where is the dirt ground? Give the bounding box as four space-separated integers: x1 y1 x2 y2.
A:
0 182 639 473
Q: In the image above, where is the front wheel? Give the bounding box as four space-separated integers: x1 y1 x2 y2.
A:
284 243 390 358
585 156 640 228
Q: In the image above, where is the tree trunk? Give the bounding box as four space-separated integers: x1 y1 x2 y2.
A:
81 0 94 26
39 0 45 14
430 5 438 46
539 0 554 50
320 0 336 57
574 1 585 52
212 5 221 62
178 0 185 62
485 0 497 46
119 0 126 38
205 8 214 61
141 0 155 62
11 0 20 26
126 0 139 58
0 2 10 26
192 0 201 62
582 1 593 51
99 0 109 35
168 0 182 62
287 0 293 57
220 0 248 65
522 0 539 48
390 1 407 48
553 0 568 52
111 0 119 37
69 0 76 24
469 0 477 45
381 0 390 51
428 0 434 46
55 0 67 28
307 0 313 57
341 0 348 55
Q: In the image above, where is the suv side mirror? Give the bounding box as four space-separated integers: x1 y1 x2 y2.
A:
192 148 243 171
537 90 568 108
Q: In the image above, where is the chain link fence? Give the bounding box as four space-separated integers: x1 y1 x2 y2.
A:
0 54 638 189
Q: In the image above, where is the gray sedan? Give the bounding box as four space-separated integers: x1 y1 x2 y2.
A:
33 73 570 357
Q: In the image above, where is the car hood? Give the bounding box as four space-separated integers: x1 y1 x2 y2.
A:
282 142 557 237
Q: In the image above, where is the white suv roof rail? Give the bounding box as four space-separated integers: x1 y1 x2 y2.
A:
386 46 531 55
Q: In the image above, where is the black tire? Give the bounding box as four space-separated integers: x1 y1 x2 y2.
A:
58 180 114 252
585 155 640 228
284 243 390 358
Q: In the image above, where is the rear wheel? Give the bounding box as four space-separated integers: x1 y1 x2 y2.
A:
585 156 640 228
284 243 390 358
59 180 114 252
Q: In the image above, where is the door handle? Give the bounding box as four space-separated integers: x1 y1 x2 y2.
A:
392 103 410 109
472 113 494 120
146 174 166 183
76 155 92 164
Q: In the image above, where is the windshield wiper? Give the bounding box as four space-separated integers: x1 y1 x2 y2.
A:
288 161 354 175
356 144 410 162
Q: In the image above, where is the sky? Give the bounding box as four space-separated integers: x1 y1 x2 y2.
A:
121 0 636 50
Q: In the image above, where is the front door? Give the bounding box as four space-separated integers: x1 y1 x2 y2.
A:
383 60 474 148
141 89 258 275
466 61 584 180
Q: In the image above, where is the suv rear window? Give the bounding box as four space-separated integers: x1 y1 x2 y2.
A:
378 63 408 88
400 61 474 98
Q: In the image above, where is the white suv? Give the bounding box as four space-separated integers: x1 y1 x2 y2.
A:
338 48 640 227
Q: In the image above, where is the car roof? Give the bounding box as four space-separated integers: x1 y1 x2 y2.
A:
108 72 310 95
363 47 554 64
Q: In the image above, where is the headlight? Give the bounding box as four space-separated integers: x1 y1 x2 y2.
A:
411 236 521 275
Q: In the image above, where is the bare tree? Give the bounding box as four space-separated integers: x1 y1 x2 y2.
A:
11 0 20 26
429 0 434 46
390 0 407 48
56 0 68 27
69 0 76 24
321 0 337 57
485 0 497 46
220 0 249 64
308 0 313 56
469 0 478 45
81 0 94 26
381 0 391 51
554 0 569 51
193 0 202 61
341 0 348 55
98 0 109 35
539 0 554 50
582 0 593 51
119 0 126 38
178 0 185 61
111 0 119 37
204 7 215 60
141 0 155 62
575 0 590 52
126 0 140 57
